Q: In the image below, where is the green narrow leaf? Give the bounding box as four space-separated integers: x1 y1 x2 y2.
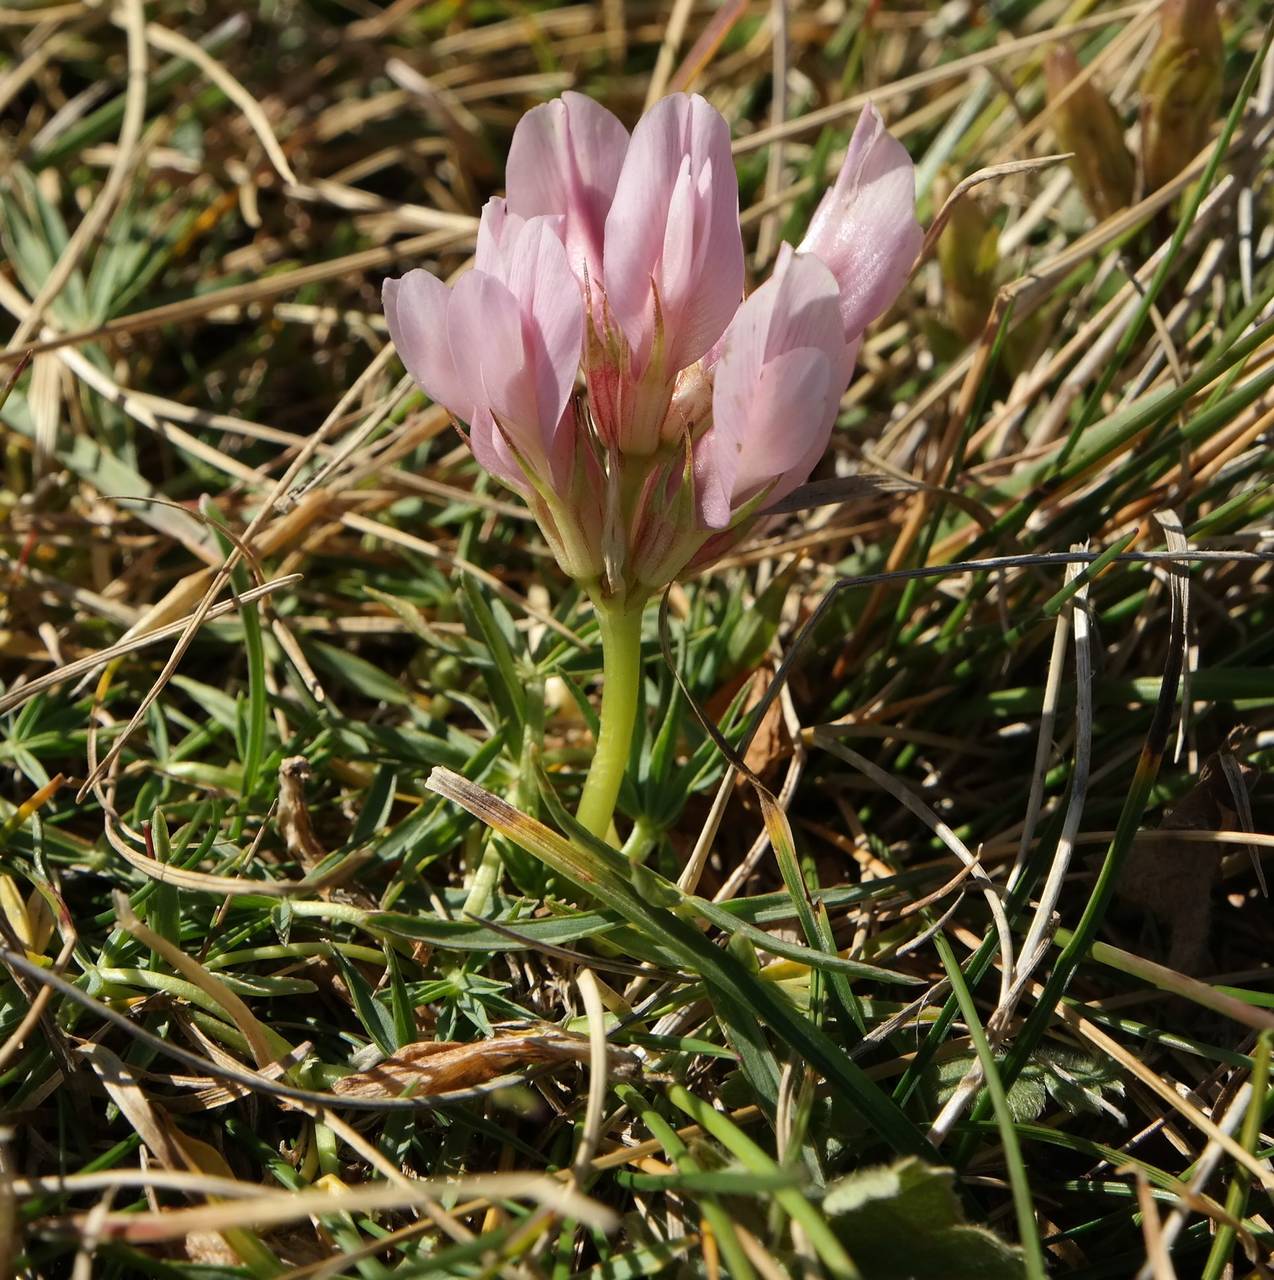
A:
350 764 398 845
385 945 416 1051
332 950 398 1055
458 576 526 745
426 765 935 1159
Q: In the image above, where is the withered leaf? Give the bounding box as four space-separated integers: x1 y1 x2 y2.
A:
277 756 326 871
1115 751 1260 974
707 668 789 782
331 1030 637 1099
184 1233 241 1266
741 670 789 781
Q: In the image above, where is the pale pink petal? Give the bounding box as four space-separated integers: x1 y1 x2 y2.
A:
755 243 853 357
385 266 553 491
656 158 697 325
763 334 862 512
604 93 743 376
700 348 832 529
798 103 921 339
698 251 849 527
468 404 526 491
474 197 525 276
546 401 581 494
446 269 540 452
601 100 688 362
505 91 629 287
671 148 745 371
728 349 830 495
383 271 471 419
499 217 585 436
695 444 735 531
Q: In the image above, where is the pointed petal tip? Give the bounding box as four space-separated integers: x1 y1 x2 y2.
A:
798 106 920 339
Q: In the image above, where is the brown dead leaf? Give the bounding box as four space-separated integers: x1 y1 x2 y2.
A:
184 1232 241 1266
1115 751 1260 973
706 668 789 782
277 757 378 905
78 1043 268 1266
742 673 789 780
331 1030 635 1099
277 756 326 871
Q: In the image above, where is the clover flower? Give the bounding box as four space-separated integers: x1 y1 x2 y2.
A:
385 91 919 604
385 91 920 838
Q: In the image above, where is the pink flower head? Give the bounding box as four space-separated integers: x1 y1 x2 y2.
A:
503 90 745 455
506 91 744 380
383 96 918 602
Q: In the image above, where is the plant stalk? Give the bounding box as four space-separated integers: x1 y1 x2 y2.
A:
576 599 644 841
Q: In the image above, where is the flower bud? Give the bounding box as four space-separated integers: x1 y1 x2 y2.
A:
934 171 999 343
1140 0 1223 193
1045 43 1135 221
797 103 922 342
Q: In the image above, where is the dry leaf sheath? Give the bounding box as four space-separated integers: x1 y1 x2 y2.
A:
331 1030 639 1099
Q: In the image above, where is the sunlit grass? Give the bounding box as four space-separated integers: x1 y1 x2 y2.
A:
1 1 1273 1276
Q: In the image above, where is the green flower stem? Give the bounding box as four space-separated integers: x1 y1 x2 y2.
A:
620 813 660 864
576 598 645 842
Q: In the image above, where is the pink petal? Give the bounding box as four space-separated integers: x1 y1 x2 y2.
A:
468 404 527 491
724 348 829 495
385 211 585 497
699 251 849 527
474 197 525 276
603 93 743 376
383 270 471 419
798 103 921 339
766 333 862 509
670 152 743 371
505 91 629 288
447 269 540 451
499 217 585 437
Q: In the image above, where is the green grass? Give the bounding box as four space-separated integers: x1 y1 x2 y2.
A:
3 0 1274 1276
